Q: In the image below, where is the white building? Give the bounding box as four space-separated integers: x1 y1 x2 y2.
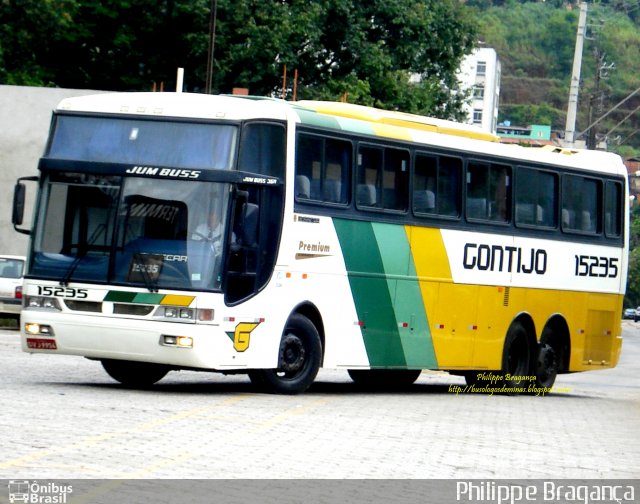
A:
457 47 501 134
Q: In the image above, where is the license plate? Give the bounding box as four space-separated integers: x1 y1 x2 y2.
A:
26 338 57 350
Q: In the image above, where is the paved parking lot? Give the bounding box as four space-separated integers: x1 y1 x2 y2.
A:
0 322 638 481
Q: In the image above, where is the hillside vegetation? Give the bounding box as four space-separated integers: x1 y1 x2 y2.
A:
470 0 640 156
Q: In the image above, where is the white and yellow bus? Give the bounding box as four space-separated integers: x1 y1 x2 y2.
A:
13 92 627 394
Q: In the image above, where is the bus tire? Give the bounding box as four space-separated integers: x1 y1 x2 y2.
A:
101 359 170 387
250 314 321 394
347 369 422 388
463 371 482 387
501 321 533 390
535 342 558 389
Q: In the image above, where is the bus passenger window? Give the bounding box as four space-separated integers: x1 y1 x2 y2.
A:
357 145 408 211
295 135 322 200
383 148 409 211
562 175 600 234
466 161 510 223
515 167 557 228
324 138 350 204
466 162 489 220
414 155 437 213
295 134 350 204
438 157 462 217
357 146 382 208
605 181 623 238
414 154 461 217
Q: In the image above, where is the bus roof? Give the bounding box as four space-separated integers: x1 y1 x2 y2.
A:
54 92 626 178
56 91 290 122
294 100 501 142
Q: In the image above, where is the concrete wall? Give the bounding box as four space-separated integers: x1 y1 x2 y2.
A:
0 85 106 257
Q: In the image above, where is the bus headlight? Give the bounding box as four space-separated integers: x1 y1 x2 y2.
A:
25 296 62 311
161 335 193 348
25 323 55 336
154 306 195 322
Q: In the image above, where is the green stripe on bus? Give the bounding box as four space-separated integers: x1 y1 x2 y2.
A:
295 108 376 136
104 291 137 302
371 223 437 368
295 108 342 130
333 219 406 367
133 293 165 304
104 291 164 304
334 116 377 136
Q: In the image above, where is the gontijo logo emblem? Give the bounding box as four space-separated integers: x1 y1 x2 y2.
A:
226 322 260 352
8 481 73 503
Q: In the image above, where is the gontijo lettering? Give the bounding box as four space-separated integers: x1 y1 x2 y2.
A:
463 243 547 274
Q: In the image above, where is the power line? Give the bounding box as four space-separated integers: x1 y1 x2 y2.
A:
603 104 640 138
576 85 640 139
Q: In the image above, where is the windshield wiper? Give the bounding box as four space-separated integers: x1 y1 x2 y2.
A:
60 223 106 286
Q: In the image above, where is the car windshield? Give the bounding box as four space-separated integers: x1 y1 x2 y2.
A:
30 172 231 291
0 259 24 279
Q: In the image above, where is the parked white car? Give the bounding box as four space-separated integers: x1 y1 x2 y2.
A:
0 255 25 322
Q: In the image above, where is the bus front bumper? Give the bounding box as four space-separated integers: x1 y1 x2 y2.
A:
19 311 265 371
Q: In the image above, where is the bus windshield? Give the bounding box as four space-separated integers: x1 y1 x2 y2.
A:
49 115 237 170
31 172 231 291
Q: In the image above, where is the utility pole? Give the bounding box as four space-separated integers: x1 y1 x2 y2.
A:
205 0 218 94
586 49 605 150
564 1 588 147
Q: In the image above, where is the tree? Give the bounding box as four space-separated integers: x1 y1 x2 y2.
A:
0 0 478 119
0 0 78 86
203 0 477 118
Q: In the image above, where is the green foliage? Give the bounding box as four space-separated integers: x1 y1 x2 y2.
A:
474 2 577 78
612 145 640 159
0 0 478 119
0 0 78 86
2 0 637 143
474 1 640 150
499 103 564 129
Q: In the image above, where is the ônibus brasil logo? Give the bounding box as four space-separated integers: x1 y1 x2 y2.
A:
7 481 72 504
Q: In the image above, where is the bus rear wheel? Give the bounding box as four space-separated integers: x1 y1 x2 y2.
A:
101 359 170 387
348 369 422 388
248 314 321 394
502 322 533 390
535 342 558 389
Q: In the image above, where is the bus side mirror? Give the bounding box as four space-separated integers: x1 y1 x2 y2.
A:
12 176 38 235
12 183 26 226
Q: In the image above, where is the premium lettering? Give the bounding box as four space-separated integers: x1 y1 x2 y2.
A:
298 241 330 253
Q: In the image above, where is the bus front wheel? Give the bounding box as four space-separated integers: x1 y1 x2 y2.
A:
101 359 170 387
248 314 321 394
